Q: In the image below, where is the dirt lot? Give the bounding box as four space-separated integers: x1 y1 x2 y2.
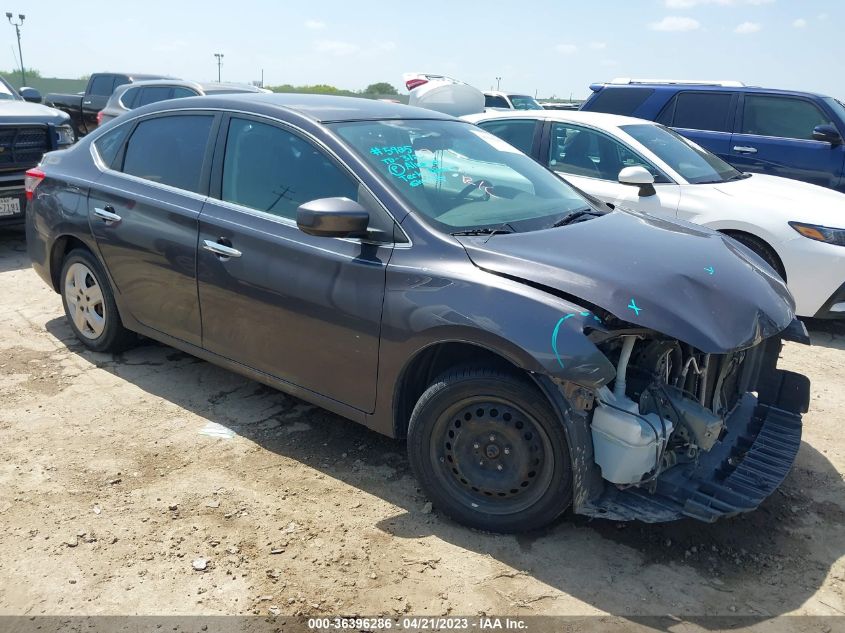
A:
0 228 844 623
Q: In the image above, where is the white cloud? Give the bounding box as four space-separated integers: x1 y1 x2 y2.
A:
313 40 359 56
553 43 578 54
792 18 807 28
589 41 607 50
818 12 829 21
305 19 326 30
600 59 618 67
650 16 701 31
734 21 762 34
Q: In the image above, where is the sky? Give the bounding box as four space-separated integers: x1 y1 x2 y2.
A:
4 0 843 99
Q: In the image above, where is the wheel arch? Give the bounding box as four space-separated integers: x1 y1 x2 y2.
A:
49 234 93 292
392 339 542 440
717 228 787 281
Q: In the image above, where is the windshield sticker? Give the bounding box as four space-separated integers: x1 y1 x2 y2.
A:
468 129 521 154
370 146 450 187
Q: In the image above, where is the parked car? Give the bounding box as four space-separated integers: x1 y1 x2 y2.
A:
464 109 845 320
580 79 845 193
0 76 75 227
45 72 173 138
483 90 544 111
98 80 268 127
26 94 810 532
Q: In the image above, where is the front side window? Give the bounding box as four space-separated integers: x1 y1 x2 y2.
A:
741 95 831 140
221 117 357 220
665 92 733 132
622 124 741 184
89 75 116 97
508 95 543 111
549 123 666 182
137 86 174 107
121 115 213 192
331 119 589 234
172 87 198 99
477 119 537 155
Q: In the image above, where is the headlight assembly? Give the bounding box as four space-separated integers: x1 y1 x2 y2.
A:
55 124 76 146
789 221 845 247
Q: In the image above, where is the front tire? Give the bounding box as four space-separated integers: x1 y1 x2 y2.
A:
407 367 573 533
60 249 136 353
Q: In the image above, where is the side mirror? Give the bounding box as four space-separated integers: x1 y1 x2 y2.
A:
19 87 42 103
813 124 842 145
296 197 369 238
618 165 656 197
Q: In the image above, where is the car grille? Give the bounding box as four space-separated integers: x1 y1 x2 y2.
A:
0 126 50 171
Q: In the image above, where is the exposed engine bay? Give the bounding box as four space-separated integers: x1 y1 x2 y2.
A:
586 331 808 504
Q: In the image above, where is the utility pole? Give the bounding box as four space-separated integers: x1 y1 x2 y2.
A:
5 12 25 86
495 76 501 91
214 53 224 82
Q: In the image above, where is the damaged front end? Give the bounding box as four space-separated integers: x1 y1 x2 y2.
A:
564 322 810 523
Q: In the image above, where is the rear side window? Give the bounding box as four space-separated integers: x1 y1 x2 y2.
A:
662 92 733 132
221 117 358 220
89 75 116 97
136 86 173 107
741 95 831 140
93 125 131 169
477 119 537 155
585 87 654 115
121 115 213 192
485 95 509 108
121 87 140 109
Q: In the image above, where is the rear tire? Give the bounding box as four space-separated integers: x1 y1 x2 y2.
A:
59 249 136 353
407 367 572 533
725 232 786 280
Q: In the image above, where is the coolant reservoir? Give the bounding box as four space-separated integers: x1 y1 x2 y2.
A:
590 392 673 485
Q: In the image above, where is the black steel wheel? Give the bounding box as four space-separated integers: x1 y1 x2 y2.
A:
407 367 572 532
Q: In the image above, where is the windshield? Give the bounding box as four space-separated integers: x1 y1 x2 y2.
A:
509 95 543 110
331 119 591 233
621 124 742 184
0 78 18 101
823 97 845 124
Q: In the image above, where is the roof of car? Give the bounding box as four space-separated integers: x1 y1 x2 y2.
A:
143 92 456 123
464 109 649 129
116 79 265 94
592 81 832 100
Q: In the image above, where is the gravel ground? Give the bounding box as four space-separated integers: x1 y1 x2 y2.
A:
0 228 843 623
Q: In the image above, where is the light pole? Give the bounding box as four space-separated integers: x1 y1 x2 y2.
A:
214 53 224 82
5 12 25 86
495 76 501 91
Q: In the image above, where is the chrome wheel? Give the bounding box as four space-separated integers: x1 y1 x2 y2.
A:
64 262 106 340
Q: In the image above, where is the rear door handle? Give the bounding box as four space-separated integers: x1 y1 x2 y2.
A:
203 239 242 259
733 146 758 154
94 206 122 223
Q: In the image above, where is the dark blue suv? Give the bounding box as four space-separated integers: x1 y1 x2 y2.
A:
580 80 845 193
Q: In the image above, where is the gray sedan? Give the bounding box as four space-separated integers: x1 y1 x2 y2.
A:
97 79 267 126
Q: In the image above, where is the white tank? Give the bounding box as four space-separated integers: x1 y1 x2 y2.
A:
590 390 673 485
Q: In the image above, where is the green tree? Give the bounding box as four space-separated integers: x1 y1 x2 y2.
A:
363 82 398 95
1 67 41 80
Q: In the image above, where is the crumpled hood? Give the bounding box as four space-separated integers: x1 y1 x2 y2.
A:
457 209 795 353
0 100 69 125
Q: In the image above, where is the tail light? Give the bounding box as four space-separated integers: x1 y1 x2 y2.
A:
96 110 104 125
25 168 45 201
405 78 428 91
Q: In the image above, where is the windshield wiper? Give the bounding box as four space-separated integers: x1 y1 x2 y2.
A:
450 225 515 238
726 172 752 181
551 207 594 228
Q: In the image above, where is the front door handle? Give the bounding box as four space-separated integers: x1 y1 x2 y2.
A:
733 146 758 154
203 239 242 259
94 206 122 223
